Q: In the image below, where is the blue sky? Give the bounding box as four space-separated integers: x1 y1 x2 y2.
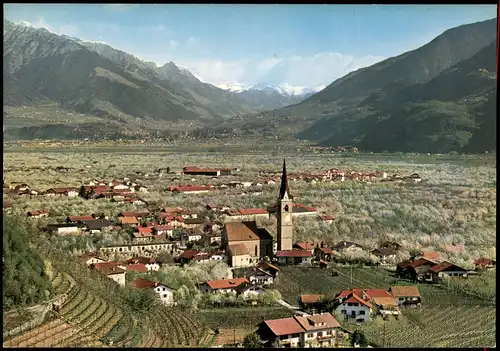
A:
4 4 497 90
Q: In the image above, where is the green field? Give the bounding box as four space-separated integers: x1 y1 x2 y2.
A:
199 307 294 331
275 266 496 348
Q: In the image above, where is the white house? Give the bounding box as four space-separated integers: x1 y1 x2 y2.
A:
80 254 107 266
133 277 174 306
257 313 341 348
125 257 161 271
93 262 126 286
46 224 81 236
247 267 275 285
236 284 267 299
334 291 373 322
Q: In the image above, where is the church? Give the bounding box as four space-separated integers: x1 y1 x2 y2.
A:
222 159 294 267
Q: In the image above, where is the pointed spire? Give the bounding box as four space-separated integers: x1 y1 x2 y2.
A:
279 159 291 200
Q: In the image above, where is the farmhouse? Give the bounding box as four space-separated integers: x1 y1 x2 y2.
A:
80 253 107 266
199 277 249 294
222 221 273 265
44 187 79 197
125 257 160 271
119 216 139 227
81 219 114 233
235 283 267 299
27 209 49 218
314 246 334 261
318 215 335 224
276 250 313 265
125 263 148 273
379 241 402 251
388 286 421 308
46 223 81 235
429 261 468 283
334 290 373 322
371 248 397 263
257 313 342 348
181 228 203 242
133 277 175 306
332 241 364 253
473 257 496 270
397 258 437 282
153 224 174 236
294 241 317 253
416 250 441 262
66 215 94 223
92 262 126 286
183 218 205 229
236 266 276 285
257 261 281 278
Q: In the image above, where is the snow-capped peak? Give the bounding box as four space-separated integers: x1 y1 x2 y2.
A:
215 82 251 93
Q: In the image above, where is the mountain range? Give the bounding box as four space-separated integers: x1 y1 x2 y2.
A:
3 19 310 140
3 17 498 153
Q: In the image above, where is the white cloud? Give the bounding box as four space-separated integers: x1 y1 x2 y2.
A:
177 52 386 89
185 36 200 47
168 40 179 51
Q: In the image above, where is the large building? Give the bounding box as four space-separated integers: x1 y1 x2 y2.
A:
222 221 273 266
277 159 294 251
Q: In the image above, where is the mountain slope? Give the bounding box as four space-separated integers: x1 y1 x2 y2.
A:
306 18 497 105
198 18 497 152
3 20 260 139
306 40 497 153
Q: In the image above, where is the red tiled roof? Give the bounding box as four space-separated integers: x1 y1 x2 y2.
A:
120 217 139 224
320 247 333 254
389 286 420 297
93 261 125 276
321 215 335 221
276 250 313 258
408 258 437 268
179 250 199 259
294 313 341 331
137 227 153 234
263 317 305 336
28 209 49 215
205 277 249 290
238 208 269 215
344 293 373 309
474 257 496 266
133 277 158 289
126 263 148 273
295 242 316 251
300 294 324 304
429 261 466 273
420 250 441 261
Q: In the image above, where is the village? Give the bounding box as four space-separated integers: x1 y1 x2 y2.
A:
3 160 496 348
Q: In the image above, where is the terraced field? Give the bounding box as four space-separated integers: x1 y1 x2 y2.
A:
276 266 496 348
361 305 496 347
4 270 211 348
276 266 491 306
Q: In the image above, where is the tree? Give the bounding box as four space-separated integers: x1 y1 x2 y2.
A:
349 330 368 347
78 185 87 198
166 166 170 173
243 332 263 348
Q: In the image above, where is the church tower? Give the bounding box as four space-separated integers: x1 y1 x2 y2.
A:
277 159 293 251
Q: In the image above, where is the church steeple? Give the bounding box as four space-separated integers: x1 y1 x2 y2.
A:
277 158 293 251
279 159 292 200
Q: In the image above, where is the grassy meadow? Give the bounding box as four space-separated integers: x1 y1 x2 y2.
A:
3 144 496 265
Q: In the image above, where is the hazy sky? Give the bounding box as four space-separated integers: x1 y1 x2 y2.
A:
4 4 497 89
